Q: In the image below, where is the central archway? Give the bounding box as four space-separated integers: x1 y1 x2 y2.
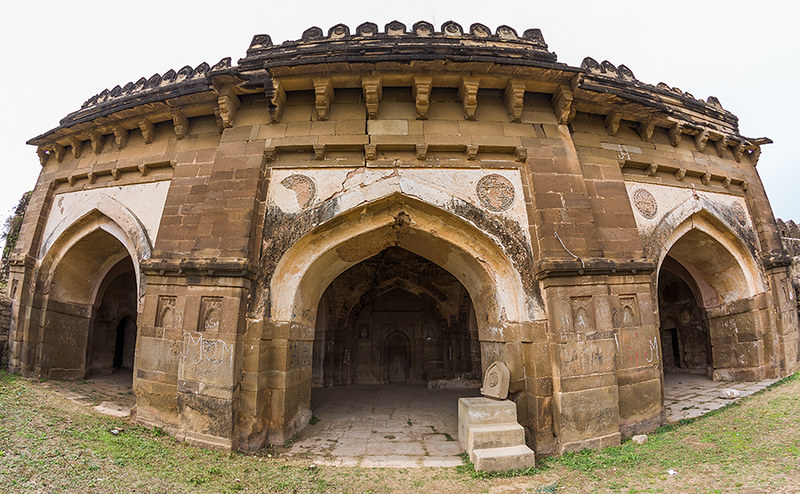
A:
264 193 540 443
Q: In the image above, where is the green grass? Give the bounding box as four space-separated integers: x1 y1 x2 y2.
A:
1 370 799 493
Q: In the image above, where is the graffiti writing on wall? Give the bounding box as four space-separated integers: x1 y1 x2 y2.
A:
180 331 233 365
614 331 659 366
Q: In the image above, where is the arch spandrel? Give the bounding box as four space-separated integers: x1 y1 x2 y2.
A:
655 211 765 303
36 207 152 308
267 193 542 335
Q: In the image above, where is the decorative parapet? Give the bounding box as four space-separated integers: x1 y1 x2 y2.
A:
238 21 556 71
26 21 771 164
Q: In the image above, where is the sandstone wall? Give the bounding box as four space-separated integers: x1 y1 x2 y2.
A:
777 219 800 311
0 295 10 369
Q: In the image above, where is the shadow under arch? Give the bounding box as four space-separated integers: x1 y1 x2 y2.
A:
654 208 770 380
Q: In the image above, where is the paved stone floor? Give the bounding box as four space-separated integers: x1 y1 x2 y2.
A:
663 372 779 422
42 369 135 417
286 384 481 467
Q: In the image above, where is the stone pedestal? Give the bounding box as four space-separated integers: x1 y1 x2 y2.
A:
458 397 535 472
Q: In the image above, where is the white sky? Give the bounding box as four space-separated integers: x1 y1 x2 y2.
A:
2 1 797 224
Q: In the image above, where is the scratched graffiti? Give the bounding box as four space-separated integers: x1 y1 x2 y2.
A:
614 331 659 366
180 331 233 365
618 144 631 161
58 329 78 347
560 341 606 373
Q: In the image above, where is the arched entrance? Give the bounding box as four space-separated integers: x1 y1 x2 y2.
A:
658 258 712 375
656 214 766 382
256 193 541 448
33 214 144 385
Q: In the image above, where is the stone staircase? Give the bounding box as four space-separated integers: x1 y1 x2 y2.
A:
458 397 536 471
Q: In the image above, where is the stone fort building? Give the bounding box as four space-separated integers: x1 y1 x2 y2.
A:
7 21 799 456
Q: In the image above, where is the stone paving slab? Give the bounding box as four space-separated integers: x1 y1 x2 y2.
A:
286 383 475 468
664 373 778 423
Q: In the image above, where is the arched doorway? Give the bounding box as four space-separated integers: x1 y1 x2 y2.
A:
656 216 766 382
87 258 138 377
36 226 140 383
312 247 482 387
658 258 712 375
256 194 541 450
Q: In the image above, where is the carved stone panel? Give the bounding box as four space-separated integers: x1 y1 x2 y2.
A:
571 297 593 332
199 297 222 332
480 361 510 399
477 174 515 212
618 295 639 327
632 188 658 219
156 296 178 328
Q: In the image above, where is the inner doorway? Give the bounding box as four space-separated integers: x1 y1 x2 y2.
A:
295 247 482 464
657 257 711 376
87 258 138 379
312 247 481 387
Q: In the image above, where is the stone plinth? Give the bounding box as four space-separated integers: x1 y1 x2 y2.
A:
458 397 535 472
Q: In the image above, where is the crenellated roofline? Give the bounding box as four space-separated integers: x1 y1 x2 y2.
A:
28 20 770 167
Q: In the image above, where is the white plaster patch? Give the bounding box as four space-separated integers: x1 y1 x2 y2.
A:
624 181 752 237
268 167 532 246
601 142 643 158
40 181 170 259
367 120 409 135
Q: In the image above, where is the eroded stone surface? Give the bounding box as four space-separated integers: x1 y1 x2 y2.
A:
5 21 799 460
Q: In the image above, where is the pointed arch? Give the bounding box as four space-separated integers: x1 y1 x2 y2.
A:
37 200 152 305
655 209 765 303
270 193 541 335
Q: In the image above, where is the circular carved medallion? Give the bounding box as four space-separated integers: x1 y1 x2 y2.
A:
731 201 747 225
477 174 515 212
280 174 316 209
632 188 658 219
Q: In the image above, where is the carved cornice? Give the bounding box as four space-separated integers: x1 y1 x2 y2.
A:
26 21 770 172
535 259 655 280
141 257 256 279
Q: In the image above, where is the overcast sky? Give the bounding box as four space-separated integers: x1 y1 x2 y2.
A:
2 1 797 226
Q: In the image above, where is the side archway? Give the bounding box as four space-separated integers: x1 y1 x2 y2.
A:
655 210 768 380
30 207 151 379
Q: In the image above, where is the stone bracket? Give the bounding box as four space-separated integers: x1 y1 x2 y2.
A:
694 129 709 152
551 85 574 125
637 117 655 142
36 146 49 166
362 76 383 118
313 78 334 120
413 76 433 119
51 143 65 162
268 78 286 123
714 135 729 157
604 110 621 136
68 137 82 158
217 85 240 128
459 77 480 120
504 80 525 122
139 118 156 144
89 131 103 154
668 122 683 147
173 110 189 139
114 125 128 148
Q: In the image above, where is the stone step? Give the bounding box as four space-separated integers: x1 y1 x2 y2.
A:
471 444 536 472
466 423 525 455
458 397 519 450
458 397 519 424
